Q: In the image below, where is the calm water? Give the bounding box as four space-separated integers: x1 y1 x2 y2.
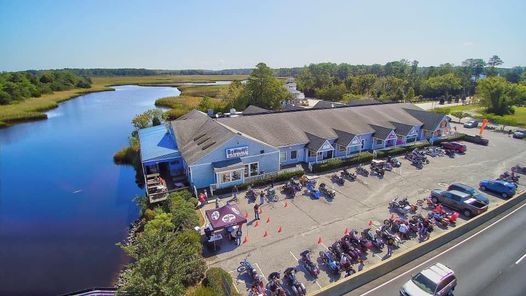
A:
0 85 181 295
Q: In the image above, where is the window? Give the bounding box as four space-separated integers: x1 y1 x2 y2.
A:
232 170 241 181
406 136 416 143
220 172 231 183
290 150 297 160
361 139 365 149
375 139 383 145
244 162 259 177
280 151 287 162
218 169 243 184
308 150 316 158
338 145 345 152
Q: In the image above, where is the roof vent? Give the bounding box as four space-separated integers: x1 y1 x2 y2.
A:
201 142 216 150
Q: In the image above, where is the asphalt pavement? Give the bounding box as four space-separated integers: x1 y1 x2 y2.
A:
349 199 526 296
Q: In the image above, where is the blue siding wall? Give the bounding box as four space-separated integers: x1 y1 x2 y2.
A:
189 135 279 189
279 144 306 165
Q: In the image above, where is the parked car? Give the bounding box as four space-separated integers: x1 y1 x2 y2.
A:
440 142 467 153
400 263 457 296
430 189 488 217
463 120 479 128
513 130 526 139
447 183 489 205
479 179 517 198
463 134 489 146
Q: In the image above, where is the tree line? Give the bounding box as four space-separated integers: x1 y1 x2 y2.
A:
0 70 92 104
295 56 524 102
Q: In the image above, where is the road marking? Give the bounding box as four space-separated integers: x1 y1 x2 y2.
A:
227 270 242 294
290 250 299 261
515 253 526 265
360 200 526 296
320 242 329 250
254 262 266 282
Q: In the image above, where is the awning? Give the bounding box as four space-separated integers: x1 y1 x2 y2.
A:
212 158 244 173
205 204 247 231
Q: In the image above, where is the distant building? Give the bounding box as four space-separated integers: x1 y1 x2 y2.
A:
283 77 308 108
138 103 451 196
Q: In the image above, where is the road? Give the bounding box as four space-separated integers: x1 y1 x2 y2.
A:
350 199 526 296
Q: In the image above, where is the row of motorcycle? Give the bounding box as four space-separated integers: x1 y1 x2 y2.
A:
239 258 306 296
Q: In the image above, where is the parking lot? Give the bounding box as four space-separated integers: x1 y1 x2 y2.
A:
201 122 526 295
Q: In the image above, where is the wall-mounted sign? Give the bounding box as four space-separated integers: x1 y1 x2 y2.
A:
226 146 249 158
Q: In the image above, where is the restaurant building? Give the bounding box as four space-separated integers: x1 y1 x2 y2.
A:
138 103 451 196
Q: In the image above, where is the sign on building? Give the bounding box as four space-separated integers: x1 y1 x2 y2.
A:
226 146 249 158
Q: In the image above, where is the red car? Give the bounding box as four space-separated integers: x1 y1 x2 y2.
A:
440 142 467 153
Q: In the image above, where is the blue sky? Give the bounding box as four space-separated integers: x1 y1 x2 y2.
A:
1 0 525 71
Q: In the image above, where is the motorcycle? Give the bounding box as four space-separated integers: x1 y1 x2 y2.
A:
331 174 345 185
319 250 340 274
284 267 306 296
445 149 455 158
238 258 265 295
370 166 385 177
356 165 369 177
340 237 361 260
300 250 320 277
282 182 298 198
329 241 345 259
362 228 384 250
511 164 526 175
319 183 336 199
246 186 257 201
300 175 317 187
306 182 321 199
346 230 369 252
342 168 357 181
268 272 286 296
428 211 450 228
387 156 401 168
266 187 278 202
499 171 520 184
388 197 417 215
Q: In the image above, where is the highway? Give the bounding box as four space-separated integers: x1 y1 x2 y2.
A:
349 200 526 296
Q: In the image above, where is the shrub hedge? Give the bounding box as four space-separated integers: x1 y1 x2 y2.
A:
202 267 239 296
312 152 373 173
212 169 304 195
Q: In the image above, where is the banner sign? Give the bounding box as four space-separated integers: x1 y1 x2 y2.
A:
226 146 249 158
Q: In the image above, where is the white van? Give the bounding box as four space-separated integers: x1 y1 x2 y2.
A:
400 263 457 296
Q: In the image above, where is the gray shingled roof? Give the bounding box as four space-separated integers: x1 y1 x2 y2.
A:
305 133 329 151
312 100 346 109
334 129 356 147
390 121 414 136
171 111 236 164
369 124 394 139
216 103 430 148
403 108 445 130
243 105 270 115
347 98 381 107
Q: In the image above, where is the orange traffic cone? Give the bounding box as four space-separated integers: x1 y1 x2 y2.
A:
259 208 263 214
368 220 373 226
317 236 323 244
284 201 288 208
263 231 269 237
255 220 259 227
344 228 349 235
266 217 271 224
277 226 282 233
243 235 248 244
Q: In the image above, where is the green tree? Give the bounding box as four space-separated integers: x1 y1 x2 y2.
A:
197 96 214 112
218 80 244 110
476 76 515 115
315 83 347 101
421 73 462 99
405 87 415 102
243 63 289 110
451 111 470 123
486 55 503 77
372 76 407 101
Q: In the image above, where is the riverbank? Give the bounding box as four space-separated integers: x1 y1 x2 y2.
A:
0 75 245 127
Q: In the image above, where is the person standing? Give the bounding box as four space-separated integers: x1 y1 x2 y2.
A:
232 185 238 202
386 237 394 256
254 203 260 220
259 191 265 205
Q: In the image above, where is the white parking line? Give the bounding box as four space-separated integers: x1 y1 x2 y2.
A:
360 200 526 296
227 270 241 294
320 242 329 250
254 262 266 282
290 250 299 261
515 252 526 265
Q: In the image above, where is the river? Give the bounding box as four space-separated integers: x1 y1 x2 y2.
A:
0 85 181 295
